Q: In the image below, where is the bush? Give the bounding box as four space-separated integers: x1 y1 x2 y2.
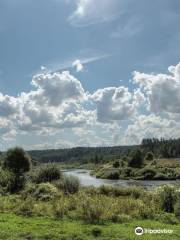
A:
15 198 34 217
3 147 31 175
137 168 157 180
174 198 180 219
111 214 132 223
81 196 106 223
52 198 68 219
159 186 176 213
0 170 25 193
103 170 120 180
33 164 62 183
153 173 168 180
128 149 143 168
156 213 178 225
56 175 80 194
120 167 134 178
99 185 143 199
33 183 59 201
113 161 120 168
145 152 154 161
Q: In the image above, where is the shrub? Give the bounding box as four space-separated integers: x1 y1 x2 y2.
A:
33 164 62 183
156 213 178 225
137 168 157 180
91 227 102 237
128 149 143 168
111 214 132 223
139 206 156 219
120 167 134 178
113 161 120 168
99 185 143 199
0 170 25 193
3 147 31 175
52 198 68 219
174 198 180 219
56 175 80 194
145 152 154 161
153 173 168 180
81 196 106 223
15 198 34 217
33 183 59 201
103 170 120 180
159 186 176 213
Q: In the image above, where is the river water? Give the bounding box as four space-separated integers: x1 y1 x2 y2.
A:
64 169 180 190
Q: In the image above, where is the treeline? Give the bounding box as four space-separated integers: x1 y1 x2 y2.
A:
141 138 180 158
29 138 180 164
29 146 137 164
1 138 179 165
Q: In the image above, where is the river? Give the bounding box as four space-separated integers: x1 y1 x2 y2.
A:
64 169 180 190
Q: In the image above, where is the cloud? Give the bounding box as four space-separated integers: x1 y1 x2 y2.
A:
30 71 86 106
68 0 121 27
133 62 180 114
0 62 180 149
124 114 180 145
72 59 84 72
91 86 144 123
47 53 112 73
0 93 18 117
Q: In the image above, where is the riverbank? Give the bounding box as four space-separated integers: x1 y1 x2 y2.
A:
90 158 180 181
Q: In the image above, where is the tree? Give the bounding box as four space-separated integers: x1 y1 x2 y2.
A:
128 149 143 168
113 161 120 168
145 152 154 161
4 147 31 175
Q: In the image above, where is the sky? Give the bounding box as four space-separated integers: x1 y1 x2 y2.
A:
0 0 180 150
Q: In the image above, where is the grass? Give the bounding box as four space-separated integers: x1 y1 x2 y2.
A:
156 158 180 168
0 213 180 240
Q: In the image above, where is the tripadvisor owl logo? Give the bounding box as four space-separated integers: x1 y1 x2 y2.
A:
135 227 144 235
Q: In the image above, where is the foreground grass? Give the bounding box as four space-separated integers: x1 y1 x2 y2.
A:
0 213 179 240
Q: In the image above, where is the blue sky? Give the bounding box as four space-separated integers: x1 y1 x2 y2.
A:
0 0 180 150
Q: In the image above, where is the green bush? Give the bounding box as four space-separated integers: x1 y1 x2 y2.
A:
56 175 80 194
0 170 25 193
145 152 154 161
153 173 168 180
33 164 62 183
33 183 59 201
111 214 132 223
15 198 34 217
3 147 31 175
156 213 178 225
174 198 180 219
113 161 120 168
103 170 120 180
128 149 143 168
120 167 134 178
52 198 68 219
137 168 157 180
81 196 106 223
99 185 143 199
159 186 176 213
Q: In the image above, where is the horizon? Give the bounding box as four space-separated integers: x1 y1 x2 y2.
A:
0 0 180 151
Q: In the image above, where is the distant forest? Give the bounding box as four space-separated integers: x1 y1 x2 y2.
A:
29 138 180 164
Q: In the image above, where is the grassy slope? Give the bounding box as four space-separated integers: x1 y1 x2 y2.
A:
0 213 179 240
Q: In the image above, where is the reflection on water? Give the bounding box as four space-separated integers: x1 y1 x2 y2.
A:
64 169 180 190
